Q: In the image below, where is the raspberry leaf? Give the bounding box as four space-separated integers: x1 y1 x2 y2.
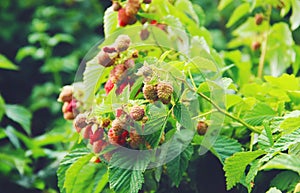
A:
166 144 193 187
224 150 265 190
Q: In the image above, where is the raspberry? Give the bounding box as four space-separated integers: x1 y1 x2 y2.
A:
108 128 128 145
116 80 128 95
103 46 117 53
64 111 75 120
130 106 145 121
124 59 135 68
83 125 92 139
115 35 131 52
58 85 73 102
132 50 138 58
255 14 264 25
66 99 77 113
90 128 104 144
129 130 143 149
90 156 101 163
98 51 114 67
251 41 261 51
143 0 152 4
112 118 126 135
112 1 122 11
62 102 69 113
143 84 158 101
125 0 140 16
93 140 105 153
150 20 157 25
118 8 137 27
116 108 124 117
197 121 208 135
105 79 114 95
73 113 87 133
110 64 127 83
140 29 150 40
136 65 153 82
101 118 111 128
157 82 173 104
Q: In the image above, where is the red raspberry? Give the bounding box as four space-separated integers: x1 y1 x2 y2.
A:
118 8 137 27
103 46 117 53
58 85 73 102
116 108 124 117
157 82 173 104
150 20 157 25
110 64 127 83
197 121 208 135
90 128 104 144
119 130 129 145
66 99 77 113
105 79 114 95
93 140 105 153
90 156 101 163
101 118 111 128
83 125 92 139
116 80 128 95
124 59 135 68
143 0 152 4
130 106 145 121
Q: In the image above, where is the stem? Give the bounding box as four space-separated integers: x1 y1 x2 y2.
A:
175 76 261 134
257 5 272 78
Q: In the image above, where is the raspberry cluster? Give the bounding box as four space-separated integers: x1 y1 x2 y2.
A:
112 0 152 27
143 82 173 104
58 85 79 120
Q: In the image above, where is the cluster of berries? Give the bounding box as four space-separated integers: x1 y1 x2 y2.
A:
112 0 152 27
58 85 79 120
97 35 137 95
143 82 173 104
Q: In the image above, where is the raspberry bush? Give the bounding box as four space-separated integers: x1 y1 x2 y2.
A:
57 1 300 193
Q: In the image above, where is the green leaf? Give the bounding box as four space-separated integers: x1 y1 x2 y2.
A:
245 160 262 192
261 154 300 175
174 0 199 25
270 171 300 192
109 150 151 193
104 7 118 37
57 148 90 193
210 135 242 164
224 150 265 190
5 104 32 135
0 54 18 70
0 95 5 121
218 0 234 10
15 46 38 61
271 128 300 153
265 74 298 91
290 0 300 30
166 145 193 187
226 94 242 109
5 126 21 149
83 57 105 104
174 103 193 130
243 103 276 126
266 187 282 193
64 153 94 193
226 3 250 28
280 111 300 134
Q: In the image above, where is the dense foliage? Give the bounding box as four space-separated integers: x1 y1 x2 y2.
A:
1 0 300 193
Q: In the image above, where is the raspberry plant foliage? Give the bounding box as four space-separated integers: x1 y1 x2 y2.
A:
57 0 300 193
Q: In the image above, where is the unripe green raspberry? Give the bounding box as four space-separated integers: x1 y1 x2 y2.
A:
115 35 131 52
157 82 173 104
130 106 145 121
125 0 140 16
143 84 158 101
112 1 122 11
